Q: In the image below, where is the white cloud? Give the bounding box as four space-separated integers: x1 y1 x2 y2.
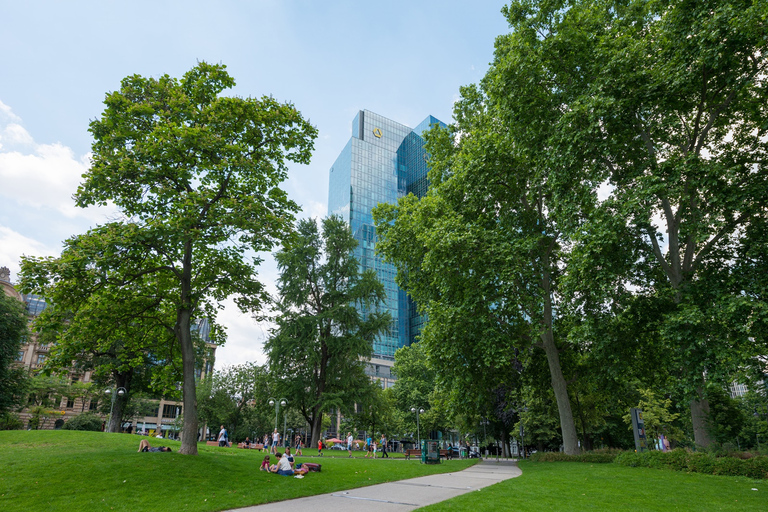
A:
213 297 271 369
2 123 34 146
0 100 21 123
0 226 58 277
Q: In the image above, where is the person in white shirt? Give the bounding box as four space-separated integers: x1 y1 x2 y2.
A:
271 428 280 454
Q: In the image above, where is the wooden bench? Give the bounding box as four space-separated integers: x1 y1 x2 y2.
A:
207 440 232 447
404 449 422 460
439 449 450 458
237 443 265 449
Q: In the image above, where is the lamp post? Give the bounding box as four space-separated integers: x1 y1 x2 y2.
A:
104 387 126 433
410 407 424 448
269 398 287 446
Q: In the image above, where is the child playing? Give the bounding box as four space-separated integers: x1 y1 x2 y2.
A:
260 455 272 471
318 438 323 456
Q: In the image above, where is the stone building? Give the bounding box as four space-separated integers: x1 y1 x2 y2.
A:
1 265 214 436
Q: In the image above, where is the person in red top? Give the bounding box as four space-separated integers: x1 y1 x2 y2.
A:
318 438 323 456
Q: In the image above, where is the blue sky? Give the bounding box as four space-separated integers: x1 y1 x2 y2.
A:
0 0 510 367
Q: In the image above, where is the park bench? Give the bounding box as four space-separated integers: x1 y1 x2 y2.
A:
237 443 264 449
206 440 232 447
404 449 422 459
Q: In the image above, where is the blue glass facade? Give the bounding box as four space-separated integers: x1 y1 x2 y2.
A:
328 110 443 360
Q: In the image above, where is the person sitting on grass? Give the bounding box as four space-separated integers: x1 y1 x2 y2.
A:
260 455 273 471
138 439 171 452
271 452 308 476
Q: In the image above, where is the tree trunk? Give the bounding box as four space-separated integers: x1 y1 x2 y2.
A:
310 410 323 447
691 386 714 449
541 268 580 455
107 373 131 433
178 243 198 455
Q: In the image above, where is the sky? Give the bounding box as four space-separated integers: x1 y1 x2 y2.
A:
0 0 510 369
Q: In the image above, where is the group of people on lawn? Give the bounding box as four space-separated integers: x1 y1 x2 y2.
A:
260 446 310 476
347 431 389 458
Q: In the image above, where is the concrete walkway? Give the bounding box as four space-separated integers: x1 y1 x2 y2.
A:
230 460 521 512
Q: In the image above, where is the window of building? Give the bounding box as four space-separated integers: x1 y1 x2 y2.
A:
89 400 98 411
36 354 45 365
16 351 24 362
162 404 181 419
66 398 74 409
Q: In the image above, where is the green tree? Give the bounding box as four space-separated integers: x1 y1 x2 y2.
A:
500 0 768 447
623 389 683 447
264 216 391 446
196 362 270 441
373 77 586 453
70 62 316 454
0 291 28 414
19 227 196 432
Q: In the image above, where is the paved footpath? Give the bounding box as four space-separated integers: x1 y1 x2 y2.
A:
229 460 521 512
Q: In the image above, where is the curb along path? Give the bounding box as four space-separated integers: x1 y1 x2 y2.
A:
230 460 522 512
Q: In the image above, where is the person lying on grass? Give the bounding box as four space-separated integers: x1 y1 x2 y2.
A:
138 439 171 452
270 452 308 476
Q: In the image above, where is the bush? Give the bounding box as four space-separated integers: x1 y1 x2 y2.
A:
686 452 716 474
614 448 768 479
529 449 619 463
62 412 103 432
0 412 23 430
743 457 768 479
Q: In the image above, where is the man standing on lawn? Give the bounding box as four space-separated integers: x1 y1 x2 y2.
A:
347 432 354 458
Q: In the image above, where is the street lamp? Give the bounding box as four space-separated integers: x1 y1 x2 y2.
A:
410 407 425 448
269 398 287 447
104 387 126 433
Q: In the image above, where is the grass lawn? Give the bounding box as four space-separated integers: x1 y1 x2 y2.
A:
418 461 766 511
0 430 474 512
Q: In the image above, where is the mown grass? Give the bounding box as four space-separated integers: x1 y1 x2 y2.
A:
0 430 475 512
418 461 766 511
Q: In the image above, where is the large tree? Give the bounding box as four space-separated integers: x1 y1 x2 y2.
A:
499 0 768 447
71 62 316 453
264 216 390 446
373 83 588 453
0 291 29 414
19 225 196 432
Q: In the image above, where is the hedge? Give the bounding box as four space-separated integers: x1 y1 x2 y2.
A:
528 450 619 463
614 449 768 479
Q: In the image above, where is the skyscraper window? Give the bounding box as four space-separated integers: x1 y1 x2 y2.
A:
328 110 444 360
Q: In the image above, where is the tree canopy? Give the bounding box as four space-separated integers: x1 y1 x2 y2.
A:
67 62 316 453
375 0 768 451
0 291 29 414
264 216 390 446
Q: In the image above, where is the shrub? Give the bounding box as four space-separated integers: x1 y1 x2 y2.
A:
614 448 768 479
686 452 716 474
0 412 23 430
743 457 768 479
614 451 644 467
528 450 618 463
712 456 746 477
62 412 103 432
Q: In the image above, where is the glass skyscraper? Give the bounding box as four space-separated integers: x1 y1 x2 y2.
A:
328 110 444 360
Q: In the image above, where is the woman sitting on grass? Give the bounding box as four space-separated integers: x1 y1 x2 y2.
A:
138 439 171 452
271 453 308 476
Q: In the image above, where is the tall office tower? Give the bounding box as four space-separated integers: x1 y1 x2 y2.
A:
328 110 444 362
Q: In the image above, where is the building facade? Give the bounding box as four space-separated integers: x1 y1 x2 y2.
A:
2 265 214 435
328 110 443 367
